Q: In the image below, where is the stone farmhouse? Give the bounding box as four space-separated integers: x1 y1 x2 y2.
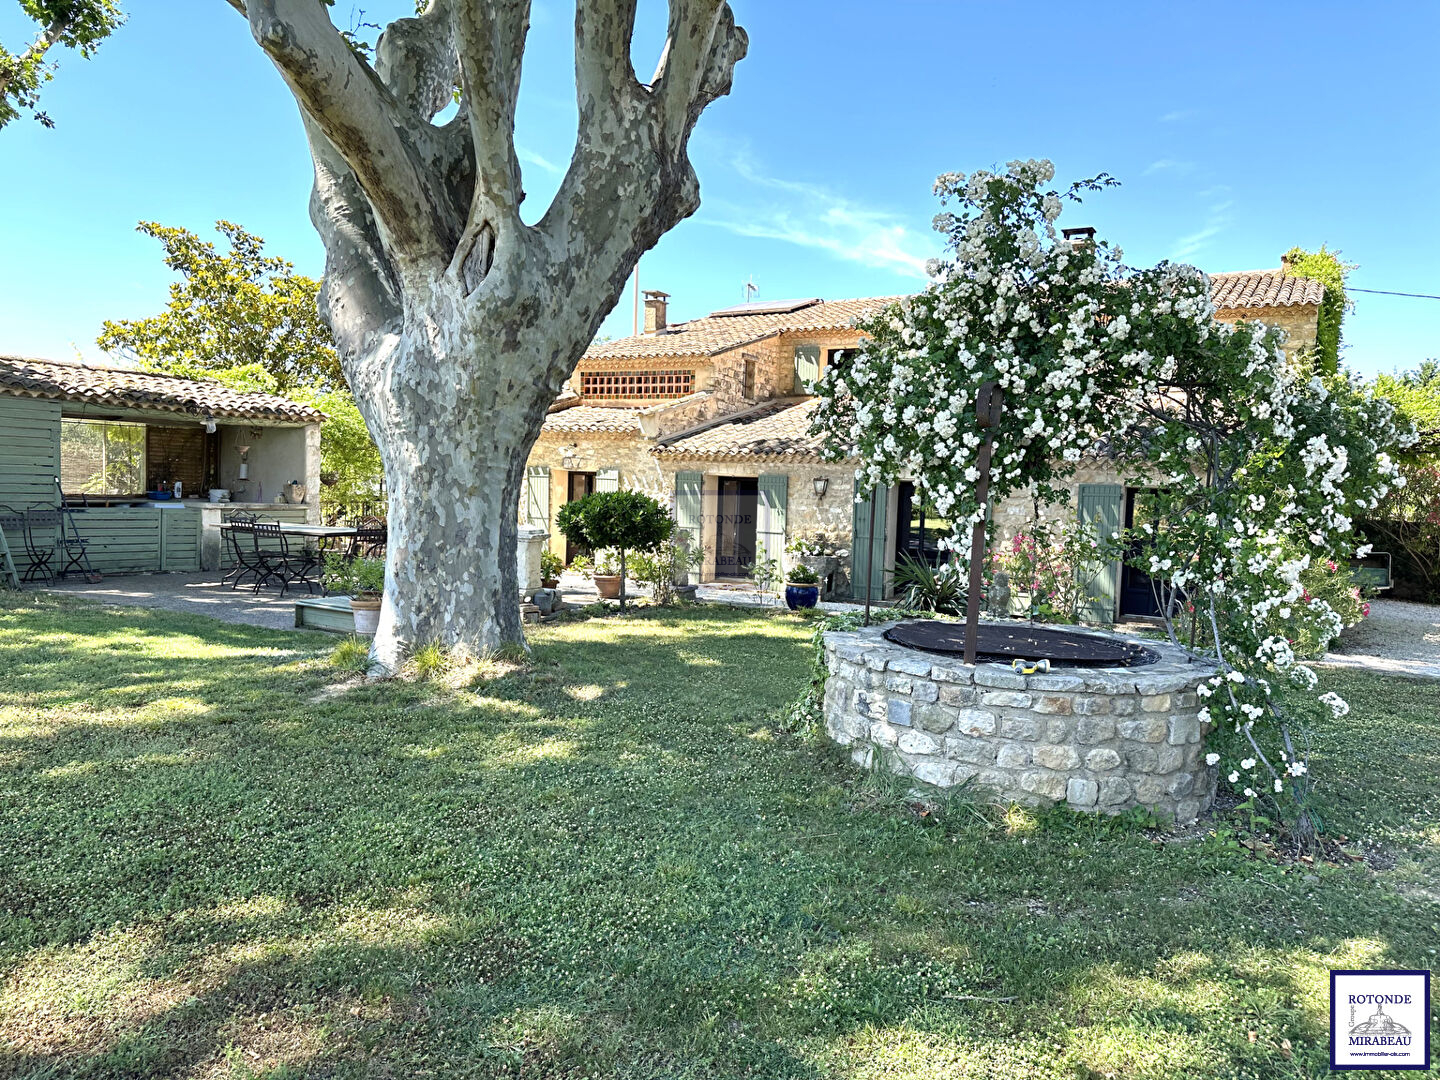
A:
523 261 1324 620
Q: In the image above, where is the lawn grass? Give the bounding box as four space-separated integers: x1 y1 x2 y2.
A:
0 592 1436 1079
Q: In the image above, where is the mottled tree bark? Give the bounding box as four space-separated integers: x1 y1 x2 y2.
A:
226 0 746 671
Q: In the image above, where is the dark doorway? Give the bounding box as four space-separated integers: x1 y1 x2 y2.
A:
565 471 596 564
1119 488 1175 619
715 476 758 576
894 481 953 569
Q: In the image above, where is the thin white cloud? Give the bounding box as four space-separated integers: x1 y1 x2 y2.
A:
701 153 935 279
1144 158 1195 176
1172 200 1234 262
1159 109 1199 123
517 146 563 175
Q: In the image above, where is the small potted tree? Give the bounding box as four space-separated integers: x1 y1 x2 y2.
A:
556 490 674 609
591 549 623 599
540 549 563 590
324 552 386 635
784 561 821 610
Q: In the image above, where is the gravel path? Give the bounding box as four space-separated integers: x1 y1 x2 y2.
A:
1322 598 1440 680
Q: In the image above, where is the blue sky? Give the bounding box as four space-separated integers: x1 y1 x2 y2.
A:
2 0 1437 375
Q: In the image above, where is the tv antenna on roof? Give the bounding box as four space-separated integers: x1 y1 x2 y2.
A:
744 276 758 303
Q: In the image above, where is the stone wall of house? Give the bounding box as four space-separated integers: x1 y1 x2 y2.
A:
704 328 868 411
822 622 1217 824
1216 304 1318 357
526 434 670 558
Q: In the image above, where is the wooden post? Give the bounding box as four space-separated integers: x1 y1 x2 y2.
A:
863 486 877 626
964 382 1004 665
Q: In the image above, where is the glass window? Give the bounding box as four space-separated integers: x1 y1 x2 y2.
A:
61 420 146 495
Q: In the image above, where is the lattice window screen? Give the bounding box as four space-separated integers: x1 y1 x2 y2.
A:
580 370 693 400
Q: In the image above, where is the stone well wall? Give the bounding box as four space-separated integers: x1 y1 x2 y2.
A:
822 622 1219 824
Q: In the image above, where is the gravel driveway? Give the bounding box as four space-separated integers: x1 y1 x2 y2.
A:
1323 598 1440 680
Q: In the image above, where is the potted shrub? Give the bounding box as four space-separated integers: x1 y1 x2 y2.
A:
591 549 623 599
324 552 386 635
540 549 563 590
556 490 674 609
784 561 821 610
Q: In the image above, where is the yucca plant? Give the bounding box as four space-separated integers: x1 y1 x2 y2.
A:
893 554 967 616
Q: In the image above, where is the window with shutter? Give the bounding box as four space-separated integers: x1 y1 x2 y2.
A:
850 483 889 600
523 465 550 527
595 468 620 492
756 474 788 568
792 346 820 394
1077 484 1123 622
675 471 703 543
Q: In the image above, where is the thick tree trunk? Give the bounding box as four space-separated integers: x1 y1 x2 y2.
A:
357 307 558 672
233 0 747 675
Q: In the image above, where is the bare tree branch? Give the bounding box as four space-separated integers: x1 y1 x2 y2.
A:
575 0 641 129
303 116 402 372
653 0 745 143
452 0 529 215
242 0 448 261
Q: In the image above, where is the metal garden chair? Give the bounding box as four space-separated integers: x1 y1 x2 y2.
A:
21 509 59 584
220 512 264 590
250 521 320 596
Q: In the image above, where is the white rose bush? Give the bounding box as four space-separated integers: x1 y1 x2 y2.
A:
811 159 1415 844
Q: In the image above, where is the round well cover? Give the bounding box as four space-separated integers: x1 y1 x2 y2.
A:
882 620 1158 668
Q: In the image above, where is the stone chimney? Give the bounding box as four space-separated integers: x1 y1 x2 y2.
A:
1062 226 1096 251
1279 252 1294 273
642 290 669 334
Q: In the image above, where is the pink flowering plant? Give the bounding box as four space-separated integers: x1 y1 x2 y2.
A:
811 159 1415 844
997 519 1119 624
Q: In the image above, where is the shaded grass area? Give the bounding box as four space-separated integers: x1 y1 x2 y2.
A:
0 593 1436 1079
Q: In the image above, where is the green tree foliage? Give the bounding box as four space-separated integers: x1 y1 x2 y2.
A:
1 1 125 129
97 220 382 515
99 221 343 392
1373 360 1440 451
1282 245 1355 374
556 491 674 609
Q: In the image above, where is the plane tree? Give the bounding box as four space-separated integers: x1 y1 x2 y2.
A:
223 0 746 671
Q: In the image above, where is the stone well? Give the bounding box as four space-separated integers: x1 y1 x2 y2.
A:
822 621 1219 824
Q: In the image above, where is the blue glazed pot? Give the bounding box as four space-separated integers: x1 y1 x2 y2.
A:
785 583 820 610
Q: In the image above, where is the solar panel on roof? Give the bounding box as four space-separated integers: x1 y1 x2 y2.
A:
708 298 822 318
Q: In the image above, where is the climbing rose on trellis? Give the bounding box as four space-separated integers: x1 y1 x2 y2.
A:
811 159 1415 841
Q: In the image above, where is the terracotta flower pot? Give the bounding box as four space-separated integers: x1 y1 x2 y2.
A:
351 595 382 636
593 573 623 599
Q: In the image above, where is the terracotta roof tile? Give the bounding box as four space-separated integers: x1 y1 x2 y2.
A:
0 356 323 422
540 404 643 435
1208 270 1326 309
654 398 823 460
583 296 905 361
585 273 1319 365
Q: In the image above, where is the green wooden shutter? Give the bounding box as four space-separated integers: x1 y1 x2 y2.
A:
595 467 620 492
523 465 550 526
675 471 703 544
792 346 821 394
1077 484 1123 623
756 474 788 568
850 483 888 600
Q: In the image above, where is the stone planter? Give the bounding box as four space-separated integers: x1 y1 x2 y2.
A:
821 620 1218 825
794 554 839 596
785 582 820 610
594 574 623 599
351 595 382 636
